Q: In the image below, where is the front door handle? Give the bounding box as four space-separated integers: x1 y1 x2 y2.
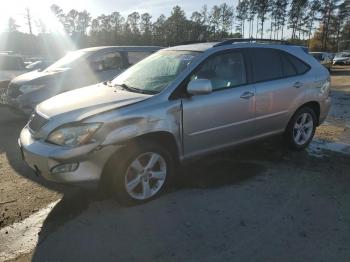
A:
293 82 303 88
240 91 255 99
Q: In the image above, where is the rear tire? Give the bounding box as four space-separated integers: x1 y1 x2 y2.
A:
284 107 317 150
106 140 174 206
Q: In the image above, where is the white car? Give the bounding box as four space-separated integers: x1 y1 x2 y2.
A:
333 52 350 65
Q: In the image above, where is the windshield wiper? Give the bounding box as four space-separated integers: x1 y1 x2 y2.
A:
115 83 156 95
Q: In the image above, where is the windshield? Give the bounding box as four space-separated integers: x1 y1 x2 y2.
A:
45 50 88 71
112 50 200 94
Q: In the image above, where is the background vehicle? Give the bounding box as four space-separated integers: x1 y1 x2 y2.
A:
19 40 331 205
310 52 333 71
0 53 27 89
333 52 350 65
2 46 162 115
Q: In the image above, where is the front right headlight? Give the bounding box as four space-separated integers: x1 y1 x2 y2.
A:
47 123 102 147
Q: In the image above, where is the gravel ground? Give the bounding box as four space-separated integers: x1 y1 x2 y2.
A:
0 65 350 261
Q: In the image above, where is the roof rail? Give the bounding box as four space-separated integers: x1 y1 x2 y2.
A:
177 40 213 45
213 38 289 47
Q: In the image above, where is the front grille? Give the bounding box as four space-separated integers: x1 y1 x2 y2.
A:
28 112 49 132
7 83 22 98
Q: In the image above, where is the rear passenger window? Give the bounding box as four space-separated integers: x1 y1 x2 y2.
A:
128 52 152 65
251 49 283 82
285 53 310 75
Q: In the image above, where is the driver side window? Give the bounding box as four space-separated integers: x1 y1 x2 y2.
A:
191 52 246 91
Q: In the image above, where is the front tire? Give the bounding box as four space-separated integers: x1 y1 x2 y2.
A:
284 107 317 150
107 140 174 205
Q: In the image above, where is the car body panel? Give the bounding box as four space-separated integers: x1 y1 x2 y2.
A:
182 84 256 157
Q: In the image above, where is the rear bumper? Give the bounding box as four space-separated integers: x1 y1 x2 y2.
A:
319 97 331 125
19 127 122 186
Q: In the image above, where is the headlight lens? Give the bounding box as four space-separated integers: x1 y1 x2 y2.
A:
19 84 45 94
47 123 102 147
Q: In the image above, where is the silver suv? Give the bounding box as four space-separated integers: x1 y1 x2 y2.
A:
19 40 331 204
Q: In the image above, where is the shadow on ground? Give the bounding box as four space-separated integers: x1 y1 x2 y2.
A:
30 141 350 261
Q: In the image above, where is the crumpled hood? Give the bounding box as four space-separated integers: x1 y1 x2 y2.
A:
11 69 67 86
36 83 151 120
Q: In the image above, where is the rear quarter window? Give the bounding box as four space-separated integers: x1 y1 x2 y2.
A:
284 52 310 75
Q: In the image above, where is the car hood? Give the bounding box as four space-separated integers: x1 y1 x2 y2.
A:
36 83 151 120
10 68 68 86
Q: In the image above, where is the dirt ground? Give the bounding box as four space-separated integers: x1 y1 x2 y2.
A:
0 66 350 262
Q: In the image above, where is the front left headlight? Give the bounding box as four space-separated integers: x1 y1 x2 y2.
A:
19 84 45 94
47 123 102 147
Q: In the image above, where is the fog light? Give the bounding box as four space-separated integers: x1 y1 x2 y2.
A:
51 163 79 174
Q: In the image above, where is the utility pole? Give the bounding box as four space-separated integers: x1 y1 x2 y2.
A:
25 7 33 35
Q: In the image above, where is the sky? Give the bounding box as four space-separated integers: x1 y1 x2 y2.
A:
1 0 238 34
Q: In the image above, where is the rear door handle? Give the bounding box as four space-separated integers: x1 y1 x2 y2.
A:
293 82 303 88
240 91 255 99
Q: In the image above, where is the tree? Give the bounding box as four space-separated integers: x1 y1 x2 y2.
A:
256 0 270 38
166 6 188 45
127 12 141 35
140 13 152 43
236 0 249 37
111 12 125 34
247 0 258 38
219 3 234 37
153 14 167 45
190 11 203 40
306 0 321 46
319 0 341 49
8 18 19 32
288 0 308 39
210 5 221 38
25 7 33 35
77 10 91 34
274 0 289 39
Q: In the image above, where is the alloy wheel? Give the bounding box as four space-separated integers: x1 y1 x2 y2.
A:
124 152 167 200
293 112 314 146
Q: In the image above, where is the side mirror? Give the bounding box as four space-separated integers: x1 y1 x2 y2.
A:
187 79 212 96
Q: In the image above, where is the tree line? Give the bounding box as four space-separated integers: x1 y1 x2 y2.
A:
1 0 350 58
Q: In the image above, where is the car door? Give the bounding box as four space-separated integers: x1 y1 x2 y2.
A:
181 50 256 157
252 48 310 136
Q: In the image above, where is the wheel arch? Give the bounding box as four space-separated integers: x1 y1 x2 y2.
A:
292 101 320 126
100 131 180 190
